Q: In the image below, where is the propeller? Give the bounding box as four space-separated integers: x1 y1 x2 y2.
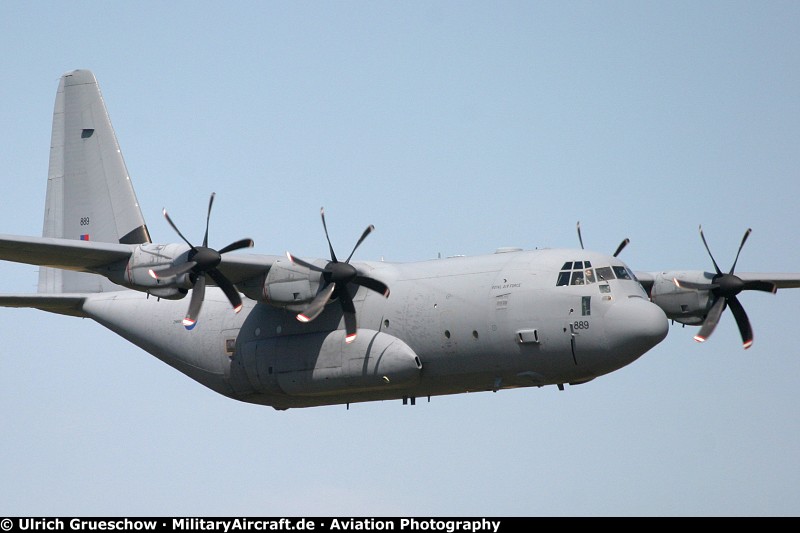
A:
577 221 630 257
287 207 390 343
673 226 776 349
149 193 254 327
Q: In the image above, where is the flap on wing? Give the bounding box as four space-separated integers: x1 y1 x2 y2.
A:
0 234 132 271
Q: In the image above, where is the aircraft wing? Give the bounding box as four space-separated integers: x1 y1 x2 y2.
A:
737 272 800 289
217 253 281 284
0 233 278 286
634 271 655 292
0 234 132 271
635 270 800 293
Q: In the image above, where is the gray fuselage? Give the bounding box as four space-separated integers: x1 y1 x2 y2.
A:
80 247 668 410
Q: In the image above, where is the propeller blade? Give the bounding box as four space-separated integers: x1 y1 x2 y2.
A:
698 225 723 276
673 278 719 291
207 268 243 312
297 283 336 323
218 238 254 255
742 280 777 294
320 207 338 263
162 194 252 325
203 192 216 248
183 275 206 326
693 296 726 343
286 252 325 273
343 310 358 343
613 238 630 258
727 295 754 349
294 208 388 343
729 228 752 275
163 209 196 250
339 290 358 343
352 275 390 297
576 221 584 250
345 225 375 263
149 261 197 279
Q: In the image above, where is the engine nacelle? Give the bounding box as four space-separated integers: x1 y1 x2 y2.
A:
101 243 193 299
260 257 321 308
650 270 715 325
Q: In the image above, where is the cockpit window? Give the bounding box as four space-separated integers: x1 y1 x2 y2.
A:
595 266 613 281
557 262 636 286
556 260 597 286
612 266 632 280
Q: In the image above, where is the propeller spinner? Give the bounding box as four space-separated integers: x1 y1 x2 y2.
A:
287 208 389 343
149 193 254 327
673 226 776 349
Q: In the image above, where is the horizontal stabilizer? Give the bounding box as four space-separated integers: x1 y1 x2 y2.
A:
0 234 132 271
0 293 87 317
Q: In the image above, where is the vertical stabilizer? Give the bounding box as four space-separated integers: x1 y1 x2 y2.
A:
39 70 151 293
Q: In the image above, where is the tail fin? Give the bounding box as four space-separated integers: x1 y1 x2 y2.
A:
39 70 151 293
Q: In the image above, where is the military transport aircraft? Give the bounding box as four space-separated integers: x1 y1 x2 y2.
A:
1 70 799 410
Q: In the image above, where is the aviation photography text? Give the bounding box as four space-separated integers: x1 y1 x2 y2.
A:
5 519 504 533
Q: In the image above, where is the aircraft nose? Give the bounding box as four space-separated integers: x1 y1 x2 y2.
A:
605 297 669 359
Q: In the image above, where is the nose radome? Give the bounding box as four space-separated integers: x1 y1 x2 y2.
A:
605 297 669 359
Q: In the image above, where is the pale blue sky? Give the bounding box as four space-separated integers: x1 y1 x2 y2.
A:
1 1 799 516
